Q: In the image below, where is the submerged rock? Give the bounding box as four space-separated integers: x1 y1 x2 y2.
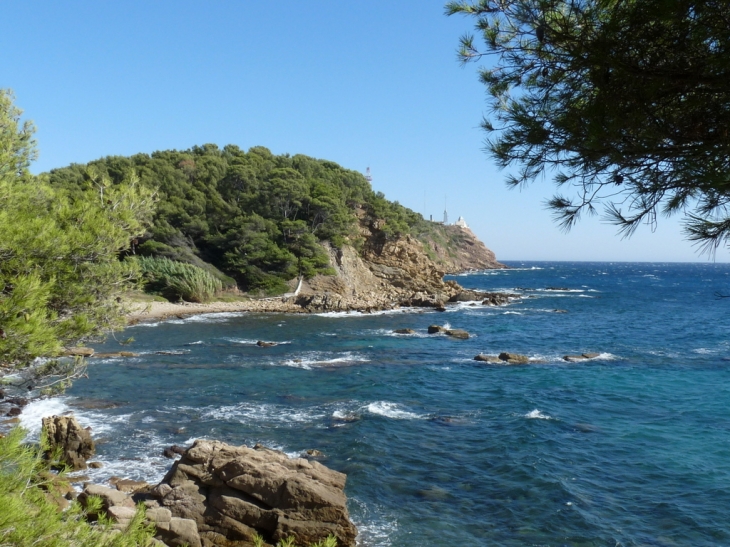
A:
393 328 416 335
256 340 277 347
445 329 469 340
474 354 502 364
498 352 530 365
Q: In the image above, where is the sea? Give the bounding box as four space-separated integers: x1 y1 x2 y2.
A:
20 261 730 547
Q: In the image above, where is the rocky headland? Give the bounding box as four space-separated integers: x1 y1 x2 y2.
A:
127 221 509 322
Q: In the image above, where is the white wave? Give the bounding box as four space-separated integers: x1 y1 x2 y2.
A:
19 397 73 437
692 347 717 354
365 401 424 420
280 352 370 369
185 340 205 345
181 312 245 323
525 409 552 420
224 338 291 345
578 294 595 298
199 402 327 426
502 311 523 315
314 308 413 318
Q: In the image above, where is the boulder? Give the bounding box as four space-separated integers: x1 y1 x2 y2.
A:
163 445 188 459
563 355 588 362
78 484 135 514
256 341 277 348
42 415 95 470
427 325 446 334
156 517 202 547
498 352 530 365
474 354 502 364
582 352 601 359
445 329 469 340
6 407 21 417
393 329 415 335
154 440 357 547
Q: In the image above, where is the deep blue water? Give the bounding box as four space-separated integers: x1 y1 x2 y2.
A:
24 261 730 546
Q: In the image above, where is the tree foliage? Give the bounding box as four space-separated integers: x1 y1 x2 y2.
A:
0 90 156 376
447 0 730 253
48 144 427 293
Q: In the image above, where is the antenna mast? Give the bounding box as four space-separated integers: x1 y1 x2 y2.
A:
364 167 372 182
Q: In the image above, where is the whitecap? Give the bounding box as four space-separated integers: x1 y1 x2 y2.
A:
692 348 717 354
525 409 552 420
365 401 424 420
181 312 245 323
502 311 523 315
198 402 327 426
19 397 73 436
280 352 369 369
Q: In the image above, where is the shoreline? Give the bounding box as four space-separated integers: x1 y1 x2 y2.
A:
125 298 307 323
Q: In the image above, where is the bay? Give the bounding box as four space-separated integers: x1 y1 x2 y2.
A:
24 261 730 546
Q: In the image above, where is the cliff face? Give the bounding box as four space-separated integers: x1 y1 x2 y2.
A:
294 217 503 311
423 224 505 273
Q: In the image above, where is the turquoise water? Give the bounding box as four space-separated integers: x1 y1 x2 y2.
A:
28 262 730 546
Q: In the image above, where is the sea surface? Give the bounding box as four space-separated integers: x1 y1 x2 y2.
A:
22 261 730 546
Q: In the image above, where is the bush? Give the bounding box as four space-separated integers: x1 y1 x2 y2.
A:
133 256 222 303
0 427 154 546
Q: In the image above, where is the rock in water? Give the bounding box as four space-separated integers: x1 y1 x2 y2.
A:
427 325 446 334
445 329 469 340
42 415 95 470
153 440 357 547
498 352 530 365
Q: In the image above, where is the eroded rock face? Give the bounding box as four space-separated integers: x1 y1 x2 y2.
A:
42 415 95 470
153 440 357 547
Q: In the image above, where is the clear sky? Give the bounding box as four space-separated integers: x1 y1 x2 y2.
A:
3 1 725 262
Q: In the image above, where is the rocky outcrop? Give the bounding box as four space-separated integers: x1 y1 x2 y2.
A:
42 415 95 470
149 440 357 547
474 353 530 365
422 224 505 273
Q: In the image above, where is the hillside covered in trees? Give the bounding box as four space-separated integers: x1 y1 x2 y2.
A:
48 145 490 295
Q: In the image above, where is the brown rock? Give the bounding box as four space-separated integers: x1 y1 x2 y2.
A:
6 407 21 417
88 461 103 469
115 479 149 494
474 354 502 364
582 352 601 359
156 517 202 547
42 415 95 470
445 329 469 340
498 352 530 364
78 484 135 513
155 440 357 546
427 325 446 334
563 355 588 362
163 445 187 459
63 347 95 357
393 329 415 335
256 341 277 348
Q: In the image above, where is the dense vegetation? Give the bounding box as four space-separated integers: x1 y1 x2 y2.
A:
48 145 429 294
0 428 154 546
0 90 155 386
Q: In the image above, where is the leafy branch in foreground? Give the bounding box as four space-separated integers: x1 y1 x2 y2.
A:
448 0 730 252
0 89 156 384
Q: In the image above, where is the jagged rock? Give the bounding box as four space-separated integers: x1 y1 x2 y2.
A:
474 354 502 364
482 293 516 306
5 397 28 407
427 325 446 334
498 352 530 364
449 290 486 302
163 445 188 459
445 329 469 340
393 329 415 335
63 347 95 357
256 341 277 348
155 440 357 547
306 449 325 457
42 415 95 470
6 407 21 417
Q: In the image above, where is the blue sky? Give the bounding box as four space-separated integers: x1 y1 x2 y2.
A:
3 1 724 262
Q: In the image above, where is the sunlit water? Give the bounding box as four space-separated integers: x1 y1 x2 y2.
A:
23 262 730 546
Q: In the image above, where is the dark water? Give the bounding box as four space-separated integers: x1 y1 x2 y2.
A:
24 262 730 546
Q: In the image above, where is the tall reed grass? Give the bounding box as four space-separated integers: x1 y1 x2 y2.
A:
133 256 223 303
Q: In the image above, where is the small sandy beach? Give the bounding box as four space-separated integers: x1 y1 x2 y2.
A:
125 298 305 323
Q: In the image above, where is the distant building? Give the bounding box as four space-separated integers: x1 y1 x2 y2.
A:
455 216 468 228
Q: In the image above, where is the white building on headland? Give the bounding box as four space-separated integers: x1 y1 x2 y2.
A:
455 216 468 228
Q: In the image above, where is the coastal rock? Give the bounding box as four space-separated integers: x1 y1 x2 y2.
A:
474 354 502 364
256 340 277 348
163 445 188 459
63 347 95 357
482 293 517 306
563 355 587 362
445 329 469 340
427 325 446 334
79 484 135 513
157 517 202 547
42 415 95 470
498 352 530 365
152 439 357 547
6 407 21 417
582 352 601 359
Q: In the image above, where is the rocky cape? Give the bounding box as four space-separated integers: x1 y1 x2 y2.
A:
128 221 508 322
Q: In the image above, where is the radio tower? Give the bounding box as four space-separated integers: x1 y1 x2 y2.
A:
364 167 372 182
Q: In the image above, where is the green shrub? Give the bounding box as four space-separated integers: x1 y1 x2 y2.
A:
133 256 222 303
0 427 154 546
